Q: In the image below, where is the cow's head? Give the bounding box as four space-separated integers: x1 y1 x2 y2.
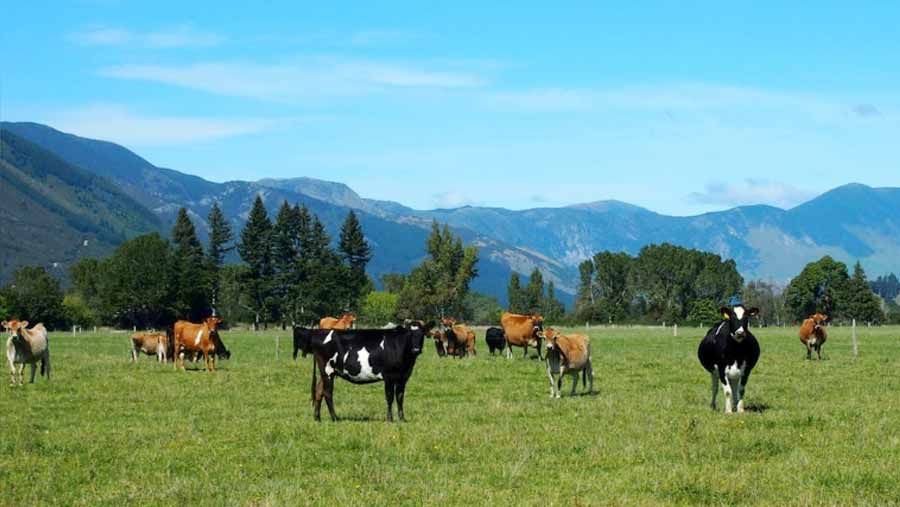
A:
203 316 223 332
410 321 436 355
341 313 357 324
440 317 456 330
2 320 27 339
530 314 545 345
810 313 828 330
718 305 759 342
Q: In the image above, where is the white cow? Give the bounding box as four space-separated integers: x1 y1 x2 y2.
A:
3 320 51 385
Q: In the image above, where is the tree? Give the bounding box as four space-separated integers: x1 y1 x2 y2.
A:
743 280 786 327
463 292 504 324
396 222 478 319
381 273 407 294
1 266 67 329
871 273 900 302
63 293 98 328
507 272 525 313
784 256 851 322
339 211 373 310
238 196 273 329
687 299 720 327
96 233 175 328
845 261 884 323
593 251 633 323
270 201 300 326
206 202 233 315
523 268 544 314
69 258 103 310
171 207 209 321
574 259 597 322
361 291 399 325
542 281 566 322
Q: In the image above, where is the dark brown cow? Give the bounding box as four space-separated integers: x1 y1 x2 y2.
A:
320 313 356 330
799 313 828 360
440 317 476 357
173 317 226 371
500 312 544 359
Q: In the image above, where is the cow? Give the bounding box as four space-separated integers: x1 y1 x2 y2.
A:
130 332 168 363
500 312 545 360
799 313 828 360
430 329 448 357
320 313 356 330
293 322 435 422
172 317 230 371
485 327 506 356
441 318 476 357
697 305 761 414
3 320 50 385
544 328 594 398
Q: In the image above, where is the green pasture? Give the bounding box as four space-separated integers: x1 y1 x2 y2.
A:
2 324 899 506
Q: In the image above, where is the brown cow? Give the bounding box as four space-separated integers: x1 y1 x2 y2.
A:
173 317 225 371
544 328 593 398
500 312 544 360
3 319 51 385
320 313 356 330
130 332 168 363
799 313 828 360
440 317 476 357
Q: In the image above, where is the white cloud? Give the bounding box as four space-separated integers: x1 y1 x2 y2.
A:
688 179 817 210
99 58 486 101
432 191 480 209
71 25 223 49
44 104 285 146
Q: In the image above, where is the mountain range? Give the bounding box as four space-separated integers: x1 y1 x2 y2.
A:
3 121 899 306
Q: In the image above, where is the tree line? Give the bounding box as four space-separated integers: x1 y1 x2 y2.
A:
506 268 566 322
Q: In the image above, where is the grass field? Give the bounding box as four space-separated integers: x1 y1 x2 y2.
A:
2 324 900 506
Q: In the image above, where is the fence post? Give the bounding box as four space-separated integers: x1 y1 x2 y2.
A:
275 336 280 361
674 324 678 337
852 319 858 358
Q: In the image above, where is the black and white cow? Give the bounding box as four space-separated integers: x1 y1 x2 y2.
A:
698 305 760 413
293 322 435 422
485 327 506 356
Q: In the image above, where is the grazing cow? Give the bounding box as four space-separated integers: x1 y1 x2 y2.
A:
500 312 545 360
3 320 50 385
441 318 476 357
697 305 761 413
320 313 356 330
293 322 435 422
130 332 168 363
485 327 506 356
430 329 448 357
799 314 828 360
544 328 594 398
172 317 230 371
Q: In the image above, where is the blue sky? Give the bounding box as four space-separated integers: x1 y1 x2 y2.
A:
3 1 899 215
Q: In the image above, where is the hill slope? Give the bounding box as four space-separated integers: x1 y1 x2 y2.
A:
0 129 162 282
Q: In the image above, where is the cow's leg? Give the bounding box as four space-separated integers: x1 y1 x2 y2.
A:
546 366 557 398
816 344 822 360
724 362 742 414
131 344 138 363
16 363 25 385
384 380 396 422
737 370 751 413
505 344 512 360
324 376 337 422
709 366 719 411
587 362 595 394
42 353 50 380
523 344 528 359
570 371 578 396
313 374 325 422
29 362 37 383
8 352 16 385
806 344 812 360
395 382 407 422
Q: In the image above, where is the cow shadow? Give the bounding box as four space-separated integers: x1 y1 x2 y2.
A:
334 414 379 423
743 403 770 413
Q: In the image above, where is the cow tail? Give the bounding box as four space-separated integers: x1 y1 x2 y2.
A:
310 356 317 406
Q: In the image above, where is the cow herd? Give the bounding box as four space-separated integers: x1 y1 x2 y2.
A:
3 305 839 420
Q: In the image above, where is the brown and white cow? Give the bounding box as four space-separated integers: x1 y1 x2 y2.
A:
172 317 227 371
544 328 594 398
440 317 476 357
799 313 828 360
3 319 51 385
130 332 168 363
500 312 544 360
320 313 356 330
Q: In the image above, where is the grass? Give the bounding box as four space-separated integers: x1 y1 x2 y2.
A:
2 324 900 506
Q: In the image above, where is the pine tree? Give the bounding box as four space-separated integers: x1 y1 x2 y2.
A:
524 268 544 314
507 273 523 313
271 201 300 326
846 261 884 323
238 196 273 329
172 207 209 320
542 280 566 322
339 211 372 310
206 202 233 316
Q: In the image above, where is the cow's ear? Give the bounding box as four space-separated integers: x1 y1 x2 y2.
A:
748 307 760 317
1 321 6 329
20 320 28 328
719 307 731 320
